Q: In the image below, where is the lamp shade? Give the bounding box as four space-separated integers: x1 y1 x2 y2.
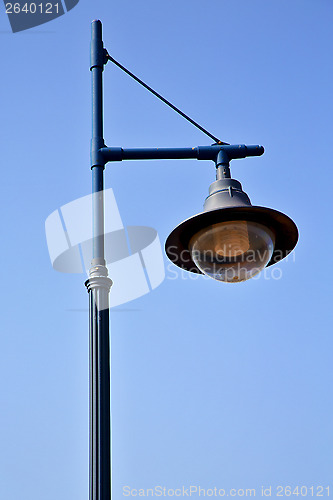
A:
165 177 298 282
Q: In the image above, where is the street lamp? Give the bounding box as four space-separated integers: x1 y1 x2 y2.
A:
166 151 298 282
85 19 298 500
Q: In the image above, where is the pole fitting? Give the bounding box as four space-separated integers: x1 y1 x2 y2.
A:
91 139 107 168
90 20 107 70
215 150 231 179
85 264 112 293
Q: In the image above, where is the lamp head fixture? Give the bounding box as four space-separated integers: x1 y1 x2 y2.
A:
165 148 298 283
100 36 298 283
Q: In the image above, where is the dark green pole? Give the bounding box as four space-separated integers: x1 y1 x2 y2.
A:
85 20 112 500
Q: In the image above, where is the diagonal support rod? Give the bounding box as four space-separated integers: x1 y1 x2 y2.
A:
105 52 228 145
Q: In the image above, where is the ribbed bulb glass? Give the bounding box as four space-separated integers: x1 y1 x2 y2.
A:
213 221 250 257
189 220 275 283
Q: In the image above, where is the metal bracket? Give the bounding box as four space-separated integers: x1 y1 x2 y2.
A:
91 144 264 170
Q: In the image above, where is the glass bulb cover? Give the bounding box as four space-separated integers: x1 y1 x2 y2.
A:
189 220 275 282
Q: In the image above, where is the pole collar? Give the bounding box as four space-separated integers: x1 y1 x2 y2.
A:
90 20 108 70
85 264 112 292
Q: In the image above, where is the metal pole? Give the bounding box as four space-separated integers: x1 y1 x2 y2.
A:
85 19 112 500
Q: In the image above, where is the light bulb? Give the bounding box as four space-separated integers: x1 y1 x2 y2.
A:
189 220 275 283
213 221 250 258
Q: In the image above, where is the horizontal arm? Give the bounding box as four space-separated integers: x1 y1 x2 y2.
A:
93 144 264 166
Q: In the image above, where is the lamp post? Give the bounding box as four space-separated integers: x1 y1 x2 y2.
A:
85 19 298 500
85 19 112 500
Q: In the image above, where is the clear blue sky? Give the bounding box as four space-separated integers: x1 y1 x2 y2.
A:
1 1 333 499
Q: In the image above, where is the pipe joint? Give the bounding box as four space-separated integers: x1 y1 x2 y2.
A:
90 20 107 70
91 139 107 167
